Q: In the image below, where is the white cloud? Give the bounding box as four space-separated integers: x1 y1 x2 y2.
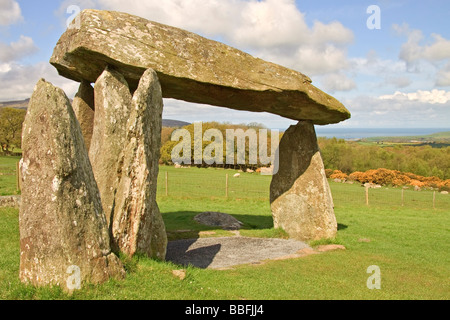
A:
342 94 450 128
394 23 450 87
319 73 356 93
379 89 450 104
0 0 23 26
310 21 354 46
397 27 424 64
436 62 450 87
294 44 350 76
0 62 78 102
422 34 450 62
162 98 296 129
399 29 450 64
351 51 407 76
344 51 415 94
232 0 309 49
0 63 11 73
0 35 38 63
386 76 411 89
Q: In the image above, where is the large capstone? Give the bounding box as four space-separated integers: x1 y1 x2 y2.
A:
50 9 350 125
19 79 125 290
111 69 167 259
270 121 337 241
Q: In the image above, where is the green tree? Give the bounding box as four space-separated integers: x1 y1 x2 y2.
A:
0 107 26 154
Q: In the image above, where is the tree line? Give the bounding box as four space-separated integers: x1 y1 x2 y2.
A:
318 137 450 180
0 107 26 155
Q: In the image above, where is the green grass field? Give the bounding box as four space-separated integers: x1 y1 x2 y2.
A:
0 156 20 196
0 158 449 300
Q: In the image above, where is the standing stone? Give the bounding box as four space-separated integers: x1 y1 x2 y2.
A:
89 67 132 225
270 121 337 241
72 80 95 151
111 69 167 259
19 79 125 290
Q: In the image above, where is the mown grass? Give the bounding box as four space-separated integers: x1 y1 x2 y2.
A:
0 156 21 196
157 165 273 200
0 160 449 300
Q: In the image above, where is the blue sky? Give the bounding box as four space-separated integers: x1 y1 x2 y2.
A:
1 0 450 129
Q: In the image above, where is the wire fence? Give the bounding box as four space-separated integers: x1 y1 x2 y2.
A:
156 167 272 200
2 161 449 211
156 167 450 210
330 181 450 210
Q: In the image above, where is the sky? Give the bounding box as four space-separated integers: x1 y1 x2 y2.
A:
0 0 450 129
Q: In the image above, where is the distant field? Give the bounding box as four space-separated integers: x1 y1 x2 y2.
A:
0 156 20 196
157 165 272 200
363 130 450 141
360 131 450 147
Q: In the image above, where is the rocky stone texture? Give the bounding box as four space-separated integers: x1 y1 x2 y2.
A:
111 69 167 259
50 9 350 125
89 67 132 225
194 212 244 230
19 79 125 289
270 121 337 241
166 237 310 269
72 80 95 151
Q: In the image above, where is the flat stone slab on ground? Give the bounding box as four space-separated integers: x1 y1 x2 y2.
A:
166 237 311 269
194 212 244 230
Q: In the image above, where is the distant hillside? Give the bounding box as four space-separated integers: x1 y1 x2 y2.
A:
363 131 450 142
0 99 29 109
427 131 450 139
1 99 190 128
162 119 190 128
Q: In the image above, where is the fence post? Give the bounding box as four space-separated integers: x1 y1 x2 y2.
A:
401 188 404 207
365 186 369 206
433 191 436 210
16 161 21 193
165 171 168 197
225 174 229 198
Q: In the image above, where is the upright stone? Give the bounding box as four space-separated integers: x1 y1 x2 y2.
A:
89 67 132 224
270 121 337 241
111 69 167 259
72 80 95 151
19 79 125 289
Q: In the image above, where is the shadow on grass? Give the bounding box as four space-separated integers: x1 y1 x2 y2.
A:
338 223 348 230
166 239 222 269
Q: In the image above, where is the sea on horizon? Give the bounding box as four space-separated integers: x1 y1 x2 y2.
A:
312 127 450 140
